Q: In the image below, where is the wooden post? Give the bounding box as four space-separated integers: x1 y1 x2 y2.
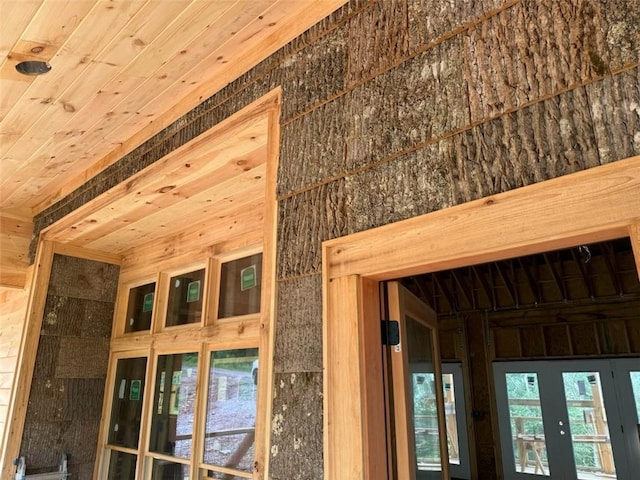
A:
0 240 54 479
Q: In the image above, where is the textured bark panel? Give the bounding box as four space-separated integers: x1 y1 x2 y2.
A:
346 144 454 233
21 255 117 475
347 37 468 171
48 254 119 302
26 378 66 422
41 295 114 338
21 420 100 470
55 337 110 378
32 336 60 379
463 0 625 122
448 87 599 204
278 96 348 196
269 371 323 480
587 67 640 163
273 275 323 373
346 0 409 86
280 25 347 120
277 180 348 279
600 0 640 67
408 0 509 48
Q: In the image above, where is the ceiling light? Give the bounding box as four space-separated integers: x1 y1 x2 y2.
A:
15 61 51 76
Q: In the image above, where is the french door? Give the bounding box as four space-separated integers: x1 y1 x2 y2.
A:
386 282 449 479
494 359 640 480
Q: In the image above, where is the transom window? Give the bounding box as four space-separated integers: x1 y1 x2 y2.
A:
100 250 264 480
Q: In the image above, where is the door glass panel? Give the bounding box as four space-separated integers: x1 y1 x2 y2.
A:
150 353 199 459
505 373 550 476
108 357 147 448
166 269 206 326
106 450 137 480
562 372 616 480
203 348 258 474
406 315 442 474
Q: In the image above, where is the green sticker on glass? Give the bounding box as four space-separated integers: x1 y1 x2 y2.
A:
187 280 201 303
241 265 257 291
130 379 141 401
142 292 154 313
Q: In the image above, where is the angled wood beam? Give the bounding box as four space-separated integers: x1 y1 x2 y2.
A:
472 265 495 311
495 261 517 307
571 247 596 300
630 222 640 283
433 272 457 313
518 257 541 305
543 252 566 301
451 270 474 310
600 242 624 296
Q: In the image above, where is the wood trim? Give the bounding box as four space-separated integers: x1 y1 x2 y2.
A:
255 90 281 480
51 242 122 265
0 240 55 479
323 156 640 480
323 274 366 478
358 278 387 480
325 155 640 281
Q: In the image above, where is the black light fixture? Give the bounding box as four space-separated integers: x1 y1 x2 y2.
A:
15 60 51 76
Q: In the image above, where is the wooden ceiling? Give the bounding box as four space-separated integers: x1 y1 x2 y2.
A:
0 0 348 287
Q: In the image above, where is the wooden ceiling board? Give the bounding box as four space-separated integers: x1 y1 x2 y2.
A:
56 144 267 247
0 1 97 120
83 170 266 252
0 0 170 194
118 207 265 277
1 0 263 208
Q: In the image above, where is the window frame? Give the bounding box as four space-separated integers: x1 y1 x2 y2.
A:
99 248 266 480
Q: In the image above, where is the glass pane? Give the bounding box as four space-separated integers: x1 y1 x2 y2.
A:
630 371 640 421
166 269 206 326
125 282 155 333
106 450 137 480
406 315 441 473
218 254 262 319
442 373 460 465
505 373 550 476
108 357 147 448
150 353 198 459
203 348 258 473
562 372 616 480
150 458 189 480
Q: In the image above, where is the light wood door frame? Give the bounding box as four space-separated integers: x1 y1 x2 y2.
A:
387 281 449 480
323 155 640 480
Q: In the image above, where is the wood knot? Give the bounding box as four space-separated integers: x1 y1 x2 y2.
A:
31 46 44 54
158 185 176 193
485 198 495 206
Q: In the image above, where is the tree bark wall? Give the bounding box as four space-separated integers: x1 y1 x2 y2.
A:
19 255 118 477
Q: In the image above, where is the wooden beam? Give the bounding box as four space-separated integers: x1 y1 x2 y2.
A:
325 156 640 280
